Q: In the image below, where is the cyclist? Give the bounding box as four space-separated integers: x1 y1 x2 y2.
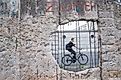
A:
66 38 76 62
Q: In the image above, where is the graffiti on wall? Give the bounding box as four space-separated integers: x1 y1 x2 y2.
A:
46 0 96 16
0 0 18 17
10 0 18 17
0 0 97 18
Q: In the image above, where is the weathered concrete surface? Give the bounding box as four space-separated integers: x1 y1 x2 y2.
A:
0 16 58 80
98 0 121 80
0 14 100 80
0 0 100 80
60 68 100 80
0 0 121 80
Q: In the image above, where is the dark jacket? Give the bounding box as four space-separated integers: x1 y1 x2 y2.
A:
66 41 75 50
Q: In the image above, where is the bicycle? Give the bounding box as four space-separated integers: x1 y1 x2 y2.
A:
61 48 88 66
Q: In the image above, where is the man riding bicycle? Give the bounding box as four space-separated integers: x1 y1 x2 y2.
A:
66 38 76 62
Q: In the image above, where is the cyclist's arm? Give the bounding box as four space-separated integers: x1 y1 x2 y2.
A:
74 46 82 50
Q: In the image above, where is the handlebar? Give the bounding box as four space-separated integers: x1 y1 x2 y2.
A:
74 46 83 50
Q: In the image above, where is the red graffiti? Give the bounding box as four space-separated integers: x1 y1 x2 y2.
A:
46 1 95 12
46 2 53 12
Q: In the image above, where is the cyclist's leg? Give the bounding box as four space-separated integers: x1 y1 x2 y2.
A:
69 49 76 63
67 49 76 59
67 49 73 57
67 49 72 53
71 49 76 58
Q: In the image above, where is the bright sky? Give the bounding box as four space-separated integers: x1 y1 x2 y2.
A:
58 21 87 31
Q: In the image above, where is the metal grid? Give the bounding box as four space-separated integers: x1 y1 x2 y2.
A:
50 21 100 72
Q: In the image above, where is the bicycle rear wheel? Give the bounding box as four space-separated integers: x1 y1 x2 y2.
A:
61 55 72 66
78 54 88 65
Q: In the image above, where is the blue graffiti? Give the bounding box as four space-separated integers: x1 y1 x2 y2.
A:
10 0 18 17
0 0 18 17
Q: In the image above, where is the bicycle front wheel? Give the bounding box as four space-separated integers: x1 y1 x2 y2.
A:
78 54 88 65
61 55 72 66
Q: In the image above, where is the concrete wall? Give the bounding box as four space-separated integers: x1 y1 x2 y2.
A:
0 14 100 80
98 0 121 80
0 15 60 80
0 0 18 17
0 0 121 80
